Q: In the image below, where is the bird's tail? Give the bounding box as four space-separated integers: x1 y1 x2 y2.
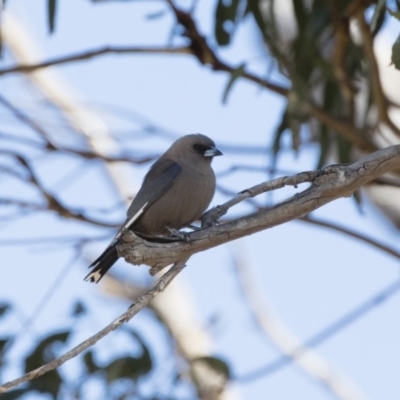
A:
84 243 119 283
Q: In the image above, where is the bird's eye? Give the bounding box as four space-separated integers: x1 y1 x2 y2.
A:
193 144 205 152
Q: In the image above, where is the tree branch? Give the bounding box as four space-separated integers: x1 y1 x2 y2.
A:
118 145 400 274
0 46 192 76
299 215 400 260
0 259 187 394
356 4 400 137
238 278 400 383
233 249 367 400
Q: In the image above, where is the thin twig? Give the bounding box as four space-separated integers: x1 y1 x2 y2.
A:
0 93 56 148
202 170 318 227
0 251 81 360
299 215 400 260
1 152 119 227
0 46 192 76
238 279 400 382
0 259 187 393
233 249 367 400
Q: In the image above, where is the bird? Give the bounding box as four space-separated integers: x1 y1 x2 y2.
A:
84 133 222 283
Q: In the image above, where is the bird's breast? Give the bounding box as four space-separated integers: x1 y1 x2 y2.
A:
133 166 216 236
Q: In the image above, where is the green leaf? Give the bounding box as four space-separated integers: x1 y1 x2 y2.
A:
388 8 400 20
222 63 245 103
25 331 70 371
370 0 387 32
352 189 363 210
246 0 267 39
25 330 70 398
288 119 301 153
0 337 10 353
83 350 100 374
103 329 152 382
215 0 241 46
391 34 400 70
71 300 86 317
292 0 308 32
0 389 30 400
47 0 57 34
336 135 352 168
191 356 231 381
272 109 289 164
0 303 11 318
125 329 152 373
105 355 152 382
316 125 330 169
310 0 331 37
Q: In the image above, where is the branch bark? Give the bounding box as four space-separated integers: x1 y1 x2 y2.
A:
1 137 399 395
118 145 400 274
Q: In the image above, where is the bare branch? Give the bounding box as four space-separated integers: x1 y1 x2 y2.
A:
307 104 376 151
0 46 192 76
1 152 119 227
299 215 400 260
238 279 400 382
355 5 400 137
2 3 378 152
164 0 377 151
0 94 56 149
0 258 187 393
233 249 367 400
118 145 400 274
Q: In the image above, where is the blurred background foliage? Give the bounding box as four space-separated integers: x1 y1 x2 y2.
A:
2 0 400 399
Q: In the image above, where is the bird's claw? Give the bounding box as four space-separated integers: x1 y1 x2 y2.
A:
166 226 190 242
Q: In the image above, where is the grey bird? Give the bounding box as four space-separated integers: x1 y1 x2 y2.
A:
85 134 222 283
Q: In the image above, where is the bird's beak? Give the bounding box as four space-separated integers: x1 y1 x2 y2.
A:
204 147 223 157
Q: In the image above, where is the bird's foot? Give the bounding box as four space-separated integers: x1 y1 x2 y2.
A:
166 226 190 242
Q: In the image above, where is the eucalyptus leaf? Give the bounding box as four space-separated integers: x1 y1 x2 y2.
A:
391 34 400 70
24 331 70 398
0 389 30 400
215 0 241 46
84 350 101 374
106 355 152 382
388 7 400 20
71 300 86 317
47 0 57 34
191 355 231 381
0 303 10 318
0 337 10 353
222 63 245 103
370 0 387 32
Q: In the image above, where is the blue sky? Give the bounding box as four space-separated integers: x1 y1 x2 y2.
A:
1 1 400 399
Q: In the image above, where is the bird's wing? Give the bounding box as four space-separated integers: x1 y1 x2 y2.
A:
98 159 182 253
124 159 182 229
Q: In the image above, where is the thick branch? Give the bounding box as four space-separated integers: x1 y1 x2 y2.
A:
119 145 400 273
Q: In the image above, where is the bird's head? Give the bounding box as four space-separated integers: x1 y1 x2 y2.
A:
170 134 223 164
